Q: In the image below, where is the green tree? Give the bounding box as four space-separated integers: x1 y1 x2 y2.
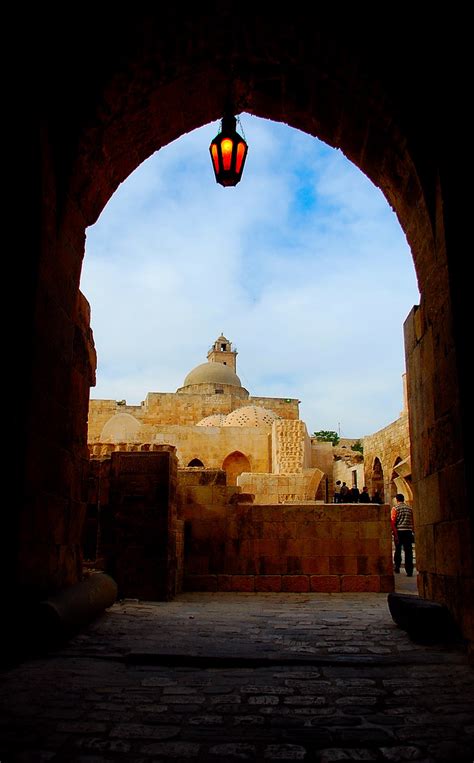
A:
313 430 340 446
351 440 364 453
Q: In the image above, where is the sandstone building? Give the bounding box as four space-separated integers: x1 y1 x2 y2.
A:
88 334 327 504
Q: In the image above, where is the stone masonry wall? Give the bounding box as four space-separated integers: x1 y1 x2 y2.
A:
88 394 299 441
311 442 334 501
85 448 182 600
180 469 394 594
363 414 411 503
18 291 97 597
333 460 365 493
405 305 473 643
237 470 324 504
89 426 271 473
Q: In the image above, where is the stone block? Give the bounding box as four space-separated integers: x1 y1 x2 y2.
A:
297 520 333 539
338 522 360 540
358 521 386 539
255 575 282 592
281 575 310 592
416 472 442 526
341 575 381 592
285 556 302 574
433 520 464 576
339 506 373 522
216 575 233 591
184 575 218 592
415 523 436 574
263 521 296 540
438 459 469 523
212 486 229 503
309 575 341 592
231 575 255 592
358 555 392 575
380 575 395 593
329 556 358 575
253 539 280 556
185 556 210 575
301 557 330 575
258 556 285 575
349 539 381 556
302 539 330 556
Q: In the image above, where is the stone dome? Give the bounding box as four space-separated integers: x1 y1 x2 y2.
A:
183 362 242 388
196 414 228 427
223 406 280 427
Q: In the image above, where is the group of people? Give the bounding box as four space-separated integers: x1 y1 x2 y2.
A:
333 481 381 503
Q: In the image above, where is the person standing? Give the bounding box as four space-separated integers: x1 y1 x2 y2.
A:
340 482 350 502
334 480 342 503
391 493 415 576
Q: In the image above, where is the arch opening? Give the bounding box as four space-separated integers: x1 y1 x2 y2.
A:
370 457 384 503
22 12 470 642
222 451 251 486
188 458 205 468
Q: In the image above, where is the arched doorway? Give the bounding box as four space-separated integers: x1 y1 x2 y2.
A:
20 11 470 641
222 452 251 486
370 458 384 503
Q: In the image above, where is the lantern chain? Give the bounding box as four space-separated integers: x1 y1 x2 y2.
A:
236 115 246 141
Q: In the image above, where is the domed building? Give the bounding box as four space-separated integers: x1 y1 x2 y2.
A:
88 335 326 499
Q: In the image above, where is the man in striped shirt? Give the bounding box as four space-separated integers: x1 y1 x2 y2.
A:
391 493 415 576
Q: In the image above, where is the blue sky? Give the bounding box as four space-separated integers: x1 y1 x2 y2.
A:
80 115 420 438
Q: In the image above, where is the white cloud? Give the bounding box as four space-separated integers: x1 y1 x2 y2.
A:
80 116 419 437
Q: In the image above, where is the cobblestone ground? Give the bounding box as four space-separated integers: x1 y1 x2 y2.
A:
1 592 473 762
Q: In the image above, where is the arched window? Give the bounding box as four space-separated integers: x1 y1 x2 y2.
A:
188 458 204 467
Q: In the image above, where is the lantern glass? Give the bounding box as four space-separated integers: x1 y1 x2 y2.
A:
209 115 248 187
221 138 234 170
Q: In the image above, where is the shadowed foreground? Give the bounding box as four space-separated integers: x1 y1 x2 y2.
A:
1 593 473 762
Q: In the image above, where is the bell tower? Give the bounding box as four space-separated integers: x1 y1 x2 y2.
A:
207 334 237 372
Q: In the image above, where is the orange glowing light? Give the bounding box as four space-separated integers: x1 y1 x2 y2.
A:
221 138 234 170
209 114 248 187
235 141 246 173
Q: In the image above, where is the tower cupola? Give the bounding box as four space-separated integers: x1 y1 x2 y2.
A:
207 333 237 372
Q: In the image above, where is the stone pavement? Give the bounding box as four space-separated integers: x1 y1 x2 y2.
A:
1 589 473 762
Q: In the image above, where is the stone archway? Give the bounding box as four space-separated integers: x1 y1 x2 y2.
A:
19 10 470 642
391 457 413 504
222 452 251 487
100 413 141 442
370 458 385 503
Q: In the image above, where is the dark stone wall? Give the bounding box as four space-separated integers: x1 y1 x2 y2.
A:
12 9 471 643
85 450 181 601
405 306 473 642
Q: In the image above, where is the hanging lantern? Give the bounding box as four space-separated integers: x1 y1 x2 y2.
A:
209 114 248 187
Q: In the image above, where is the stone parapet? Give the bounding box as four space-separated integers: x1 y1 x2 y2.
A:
237 469 323 504
184 502 394 594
